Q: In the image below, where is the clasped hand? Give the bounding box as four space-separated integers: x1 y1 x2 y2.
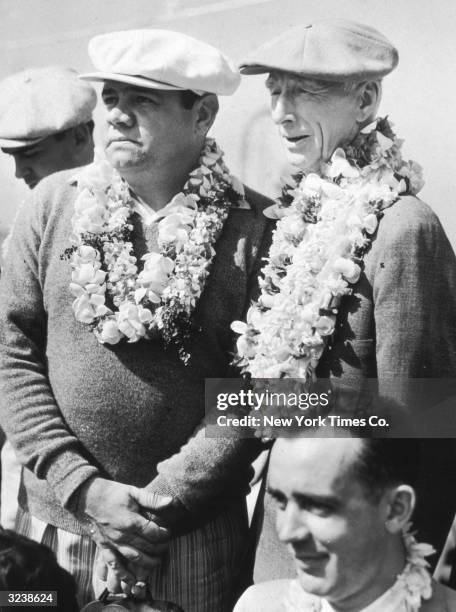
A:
78 477 173 593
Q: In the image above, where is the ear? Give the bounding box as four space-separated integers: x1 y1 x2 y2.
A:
355 81 381 124
383 485 416 534
194 94 219 136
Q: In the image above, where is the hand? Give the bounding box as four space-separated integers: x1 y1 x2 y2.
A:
78 477 172 557
95 552 184 611
95 546 152 594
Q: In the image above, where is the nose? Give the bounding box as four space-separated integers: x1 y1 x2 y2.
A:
276 503 310 544
271 91 296 125
107 105 135 128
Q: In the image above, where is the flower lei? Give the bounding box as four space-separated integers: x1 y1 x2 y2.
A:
283 525 434 611
232 117 424 380
67 138 245 363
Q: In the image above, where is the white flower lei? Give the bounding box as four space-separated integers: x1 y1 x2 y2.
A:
232 118 424 380
67 138 245 363
283 525 434 611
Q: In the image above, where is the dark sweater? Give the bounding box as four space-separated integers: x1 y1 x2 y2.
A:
0 169 272 535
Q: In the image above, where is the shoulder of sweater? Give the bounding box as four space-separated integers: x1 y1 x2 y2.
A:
368 194 446 259
8 167 82 242
34 165 86 196
26 166 83 220
377 195 442 238
242 184 275 219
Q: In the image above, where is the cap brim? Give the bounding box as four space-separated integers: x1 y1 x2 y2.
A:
0 135 47 150
239 63 369 82
239 64 272 75
79 72 185 91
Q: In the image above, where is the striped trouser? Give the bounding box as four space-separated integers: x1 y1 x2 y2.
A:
16 508 97 608
16 502 248 611
1 441 21 528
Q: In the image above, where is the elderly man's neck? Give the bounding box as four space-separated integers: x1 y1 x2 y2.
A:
120 152 201 211
326 538 406 612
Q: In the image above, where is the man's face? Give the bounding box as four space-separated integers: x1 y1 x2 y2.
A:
101 82 199 176
268 437 390 606
266 72 360 171
3 134 80 189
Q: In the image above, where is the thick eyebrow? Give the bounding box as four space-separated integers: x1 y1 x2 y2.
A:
267 485 284 498
126 87 161 96
102 86 164 101
266 74 338 95
294 492 340 508
267 486 340 507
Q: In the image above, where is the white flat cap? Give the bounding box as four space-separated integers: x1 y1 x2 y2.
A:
240 19 398 81
79 29 240 95
0 66 97 149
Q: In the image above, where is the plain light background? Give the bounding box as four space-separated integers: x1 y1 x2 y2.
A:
1 0 455 248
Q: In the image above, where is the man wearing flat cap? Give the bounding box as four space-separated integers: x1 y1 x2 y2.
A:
0 29 271 610
234 19 456 582
0 66 96 189
0 66 96 541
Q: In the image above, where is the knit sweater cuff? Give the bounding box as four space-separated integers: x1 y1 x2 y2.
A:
146 472 211 518
43 450 100 510
145 473 176 500
145 474 205 534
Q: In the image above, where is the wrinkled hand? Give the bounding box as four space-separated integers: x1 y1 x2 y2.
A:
79 477 173 585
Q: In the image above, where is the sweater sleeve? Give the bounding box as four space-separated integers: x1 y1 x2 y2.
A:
146 212 273 518
372 197 456 386
0 184 99 509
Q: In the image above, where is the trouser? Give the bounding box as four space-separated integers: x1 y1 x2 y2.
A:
16 500 249 611
1 440 21 528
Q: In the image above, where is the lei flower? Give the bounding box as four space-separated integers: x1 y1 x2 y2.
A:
68 138 245 363
283 525 434 611
398 524 435 610
232 118 424 381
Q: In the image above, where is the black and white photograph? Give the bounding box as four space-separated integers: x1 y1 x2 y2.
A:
0 1 455 610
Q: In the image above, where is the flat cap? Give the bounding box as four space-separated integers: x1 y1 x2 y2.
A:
0 66 97 149
80 29 240 95
239 19 398 81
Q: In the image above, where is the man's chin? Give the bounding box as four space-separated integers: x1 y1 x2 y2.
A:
296 569 335 598
284 150 321 173
105 150 146 171
25 179 39 189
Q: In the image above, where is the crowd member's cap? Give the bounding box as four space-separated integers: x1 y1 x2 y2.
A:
239 19 398 82
79 29 240 95
0 66 97 149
